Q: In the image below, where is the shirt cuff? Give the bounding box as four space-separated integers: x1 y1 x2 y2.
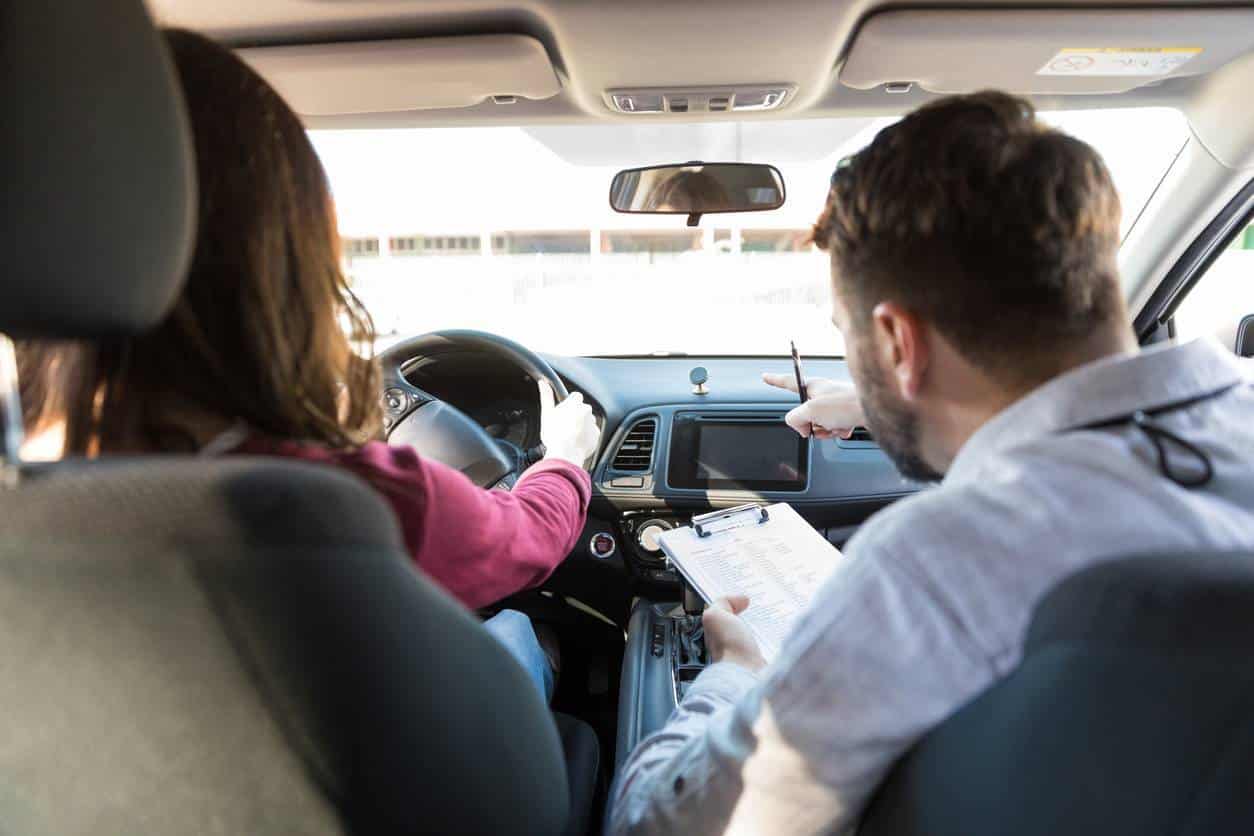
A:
684 660 762 704
516 458 593 505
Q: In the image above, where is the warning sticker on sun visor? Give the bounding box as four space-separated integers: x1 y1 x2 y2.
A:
1036 47 1202 77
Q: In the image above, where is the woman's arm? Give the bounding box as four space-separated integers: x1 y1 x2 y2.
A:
337 442 591 609
235 383 598 609
415 452 591 609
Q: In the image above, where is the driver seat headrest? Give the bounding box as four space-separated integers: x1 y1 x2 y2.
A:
0 0 195 339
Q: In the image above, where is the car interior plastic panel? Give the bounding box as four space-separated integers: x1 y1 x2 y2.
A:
840 9 1254 96
1236 314 1254 357
616 600 691 772
596 403 917 510
238 35 562 115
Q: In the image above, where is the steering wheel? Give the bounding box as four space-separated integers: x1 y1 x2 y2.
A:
377 329 570 489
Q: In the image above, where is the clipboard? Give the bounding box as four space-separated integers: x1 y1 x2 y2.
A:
657 502 844 662
692 503 770 537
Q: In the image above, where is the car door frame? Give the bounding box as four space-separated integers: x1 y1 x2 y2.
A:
1133 176 1254 344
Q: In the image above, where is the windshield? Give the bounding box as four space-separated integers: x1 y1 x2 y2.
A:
311 108 1186 357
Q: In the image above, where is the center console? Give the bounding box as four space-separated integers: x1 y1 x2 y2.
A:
615 598 710 770
605 407 822 590
602 405 909 768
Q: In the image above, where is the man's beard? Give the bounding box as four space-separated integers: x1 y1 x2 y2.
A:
848 339 944 483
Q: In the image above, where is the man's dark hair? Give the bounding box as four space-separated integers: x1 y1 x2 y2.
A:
812 91 1125 383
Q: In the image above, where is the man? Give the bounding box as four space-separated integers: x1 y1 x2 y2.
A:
608 91 1254 835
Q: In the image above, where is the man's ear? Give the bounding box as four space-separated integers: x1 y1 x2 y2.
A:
869 301 929 401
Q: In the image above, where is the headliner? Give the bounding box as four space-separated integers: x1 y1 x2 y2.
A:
146 0 1246 129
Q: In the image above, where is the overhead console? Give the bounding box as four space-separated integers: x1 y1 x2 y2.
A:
603 85 795 115
840 8 1254 96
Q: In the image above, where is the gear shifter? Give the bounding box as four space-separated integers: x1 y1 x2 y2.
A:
672 612 708 701
682 581 705 617
675 615 707 665
675 568 709 660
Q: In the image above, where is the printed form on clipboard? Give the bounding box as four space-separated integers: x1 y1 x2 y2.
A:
656 503 845 662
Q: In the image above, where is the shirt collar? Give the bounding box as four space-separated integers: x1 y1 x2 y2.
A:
945 337 1252 485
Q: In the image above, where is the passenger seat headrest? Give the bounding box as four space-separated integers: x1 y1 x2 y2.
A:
0 0 195 339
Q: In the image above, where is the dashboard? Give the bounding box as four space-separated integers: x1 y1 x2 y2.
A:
406 351 918 592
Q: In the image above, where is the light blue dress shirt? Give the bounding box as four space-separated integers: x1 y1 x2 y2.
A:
609 338 1254 836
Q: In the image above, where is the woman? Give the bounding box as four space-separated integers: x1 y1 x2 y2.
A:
19 28 598 701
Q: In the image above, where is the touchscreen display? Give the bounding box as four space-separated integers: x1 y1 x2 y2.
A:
669 416 807 491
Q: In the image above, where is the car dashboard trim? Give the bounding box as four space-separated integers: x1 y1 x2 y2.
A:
594 402 919 509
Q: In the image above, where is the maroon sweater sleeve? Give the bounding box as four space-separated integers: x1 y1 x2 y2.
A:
231 439 591 610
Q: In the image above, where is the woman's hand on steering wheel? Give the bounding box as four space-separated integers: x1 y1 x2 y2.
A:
378 329 593 488
537 379 600 468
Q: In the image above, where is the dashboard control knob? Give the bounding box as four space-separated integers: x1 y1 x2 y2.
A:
589 532 616 559
636 519 674 554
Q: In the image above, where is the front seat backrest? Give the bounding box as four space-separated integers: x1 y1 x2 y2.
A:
859 553 1254 836
0 1 571 833
0 459 570 834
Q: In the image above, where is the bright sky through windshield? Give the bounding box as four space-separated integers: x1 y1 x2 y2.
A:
311 108 1187 356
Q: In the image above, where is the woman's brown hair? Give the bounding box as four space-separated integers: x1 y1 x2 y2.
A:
26 28 381 454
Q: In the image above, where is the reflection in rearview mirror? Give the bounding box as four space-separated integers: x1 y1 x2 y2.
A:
609 162 785 221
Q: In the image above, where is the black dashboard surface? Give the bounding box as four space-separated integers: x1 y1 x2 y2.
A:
545 355 918 516
405 351 918 525
545 355 856 428
406 351 920 626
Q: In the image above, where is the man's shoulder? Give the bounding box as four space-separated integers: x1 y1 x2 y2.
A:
845 437 1121 565
849 477 1017 556
848 419 1254 566
835 449 1116 667
852 426 1163 548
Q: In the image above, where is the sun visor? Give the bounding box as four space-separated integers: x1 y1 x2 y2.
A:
840 9 1254 96
238 35 562 115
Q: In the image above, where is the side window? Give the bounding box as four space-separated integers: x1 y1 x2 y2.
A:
1172 219 1254 348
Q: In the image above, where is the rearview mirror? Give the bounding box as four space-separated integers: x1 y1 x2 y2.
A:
609 162 785 224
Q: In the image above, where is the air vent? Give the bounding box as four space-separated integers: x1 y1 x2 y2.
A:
847 426 874 442
612 419 657 471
